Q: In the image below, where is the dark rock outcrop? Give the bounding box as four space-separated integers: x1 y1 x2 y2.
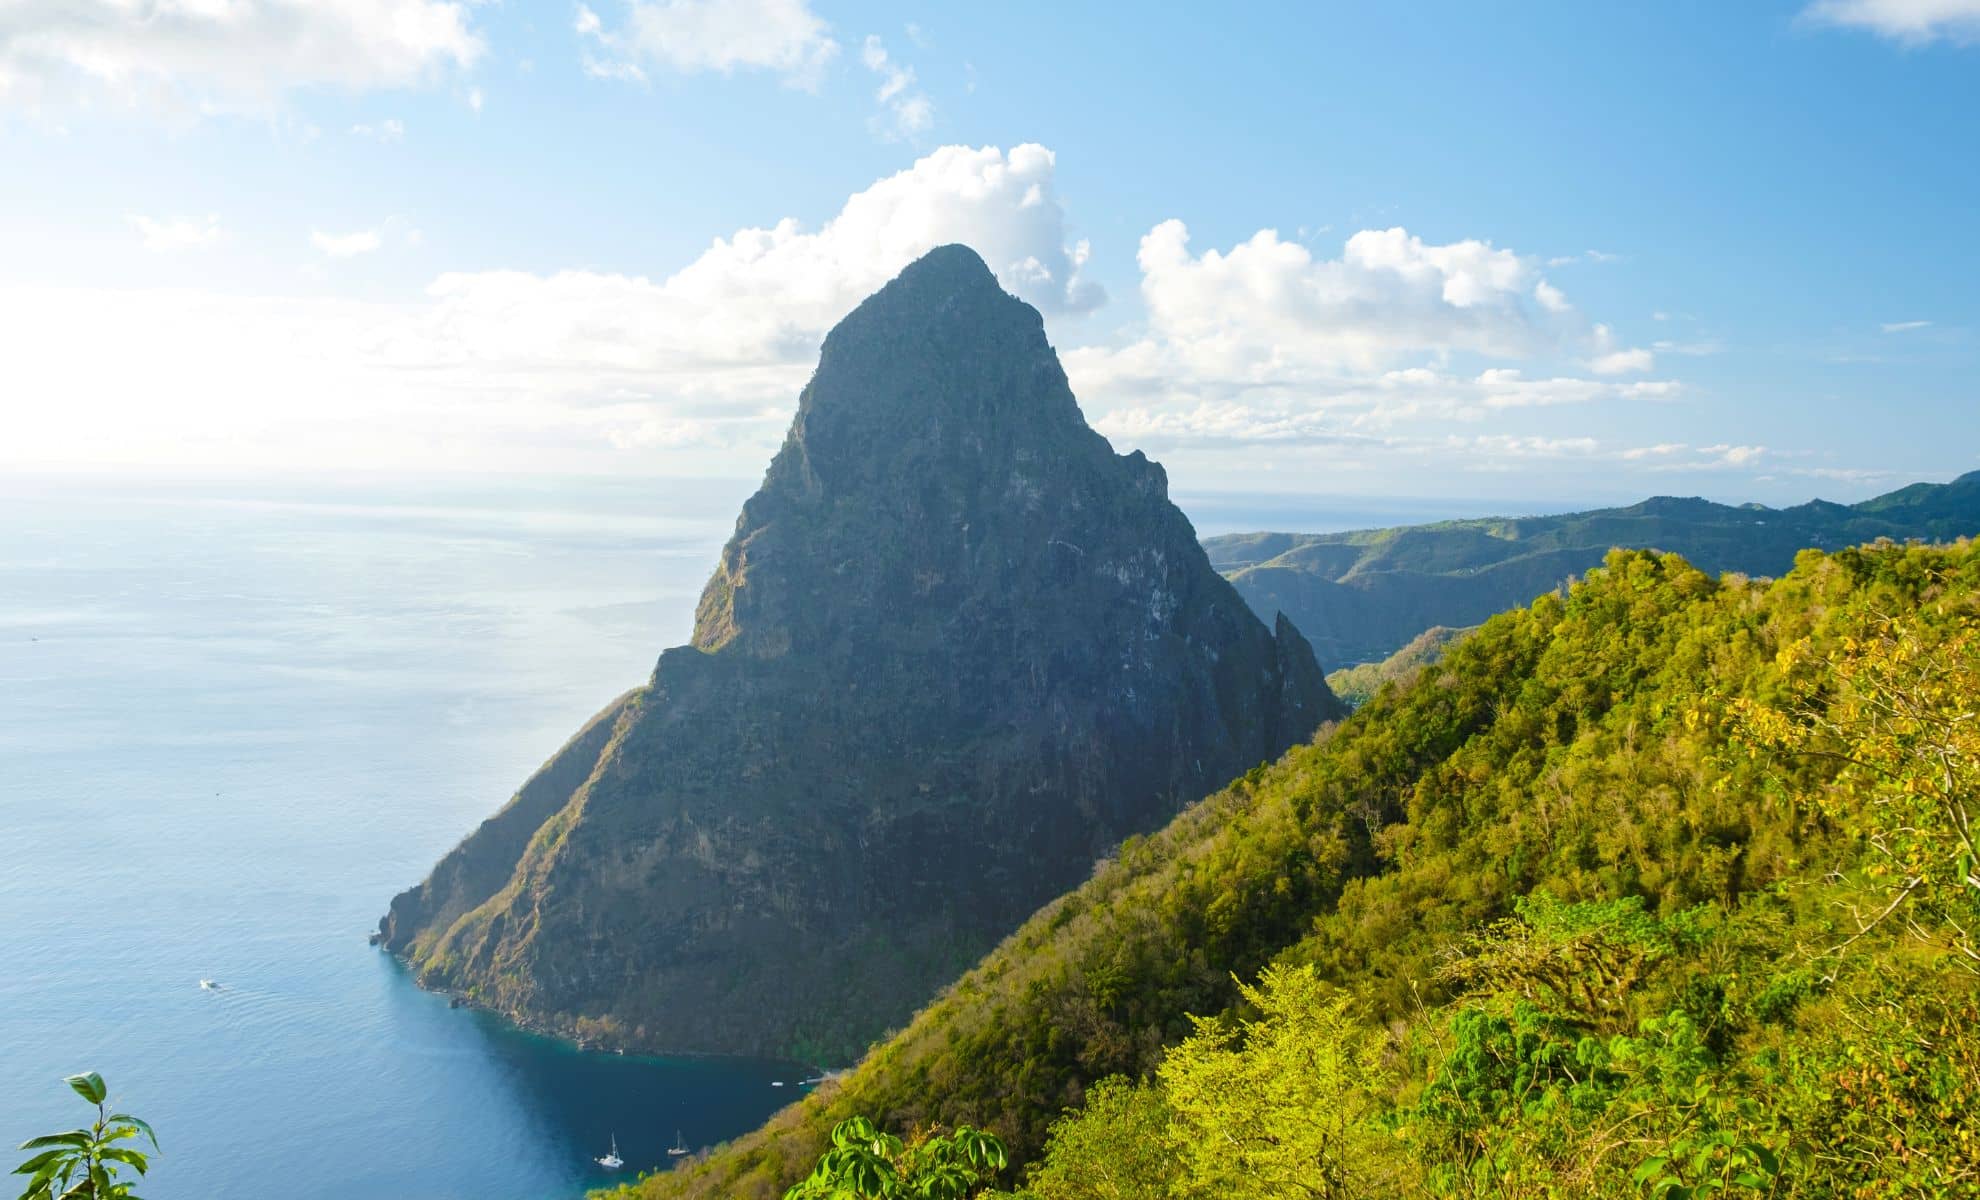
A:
380 245 1343 1060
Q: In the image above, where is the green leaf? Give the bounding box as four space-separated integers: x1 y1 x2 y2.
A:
16 1133 90 1152
12 1149 71 1176
64 1074 108 1106
106 1117 156 1151
99 1147 149 1175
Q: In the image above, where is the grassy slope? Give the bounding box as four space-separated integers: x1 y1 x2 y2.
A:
621 538 1979 1200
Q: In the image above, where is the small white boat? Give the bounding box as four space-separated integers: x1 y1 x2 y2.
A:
771 1080 785 1087
596 1134 624 1170
668 1130 688 1158
199 979 219 990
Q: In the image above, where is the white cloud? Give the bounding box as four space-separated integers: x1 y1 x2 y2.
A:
1065 220 1612 427
311 229 385 258
310 216 422 258
1124 221 1554 379
1881 318 1933 332
577 0 840 88
861 34 933 140
1802 0 1980 44
1546 249 1623 267
1057 221 1709 487
0 0 482 113
1086 364 1678 459
1701 443 1768 467
1587 323 1655 374
6 144 1101 474
351 118 406 141
129 213 223 252
1621 442 1687 460
1589 347 1655 375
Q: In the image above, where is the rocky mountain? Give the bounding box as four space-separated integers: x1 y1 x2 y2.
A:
378 245 1342 1061
1205 470 1980 668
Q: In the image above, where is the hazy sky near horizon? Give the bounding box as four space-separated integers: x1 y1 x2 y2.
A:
2 1 1975 504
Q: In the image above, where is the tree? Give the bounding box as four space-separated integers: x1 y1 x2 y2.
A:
1022 1078 1173 1200
12 1073 157 1200
1736 609 1980 967
784 1117 1006 1200
1157 964 1397 1200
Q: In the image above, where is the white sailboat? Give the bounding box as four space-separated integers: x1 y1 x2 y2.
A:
668 1130 689 1158
596 1134 624 1170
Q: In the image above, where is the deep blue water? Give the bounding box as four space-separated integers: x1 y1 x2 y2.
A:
0 473 1556 1199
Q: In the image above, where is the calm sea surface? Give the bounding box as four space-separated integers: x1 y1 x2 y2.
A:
0 472 1558 1199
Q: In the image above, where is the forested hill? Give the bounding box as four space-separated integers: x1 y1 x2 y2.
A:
1203 469 1980 669
620 539 1980 1200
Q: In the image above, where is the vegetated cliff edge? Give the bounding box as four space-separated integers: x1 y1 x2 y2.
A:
627 538 1980 1200
378 245 1342 1062
1206 469 1980 669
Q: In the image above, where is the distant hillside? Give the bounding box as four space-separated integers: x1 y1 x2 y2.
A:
1324 623 1474 708
1204 470 1980 668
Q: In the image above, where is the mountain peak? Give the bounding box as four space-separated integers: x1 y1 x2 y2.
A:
381 252 1341 1062
895 241 998 288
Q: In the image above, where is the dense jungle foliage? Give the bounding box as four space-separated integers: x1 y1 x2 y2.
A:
624 539 1980 1200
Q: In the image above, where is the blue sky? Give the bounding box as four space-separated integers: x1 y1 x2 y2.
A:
2 0 1975 504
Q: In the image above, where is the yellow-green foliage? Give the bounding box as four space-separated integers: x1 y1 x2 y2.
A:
627 540 1980 1200
1155 965 1399 1199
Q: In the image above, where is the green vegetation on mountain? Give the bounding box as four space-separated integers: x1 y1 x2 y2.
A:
784 1118 1006 1200
624 537 1980 1200
1323 623 1474 708
1205 472 1980 669
379 245 1338 1063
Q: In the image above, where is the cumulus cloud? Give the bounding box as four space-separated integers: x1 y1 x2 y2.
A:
1802 0 1980 44
1067 220 1649 420
1056 220 1705 487
8 144 1102 474
862 35 933 140
129 213 223 252
576 0 840 88
0 0 482 113
1121 221 1554 380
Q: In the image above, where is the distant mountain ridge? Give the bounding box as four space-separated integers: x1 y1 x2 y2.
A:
1204 470 1980 669
379 245 1341 1061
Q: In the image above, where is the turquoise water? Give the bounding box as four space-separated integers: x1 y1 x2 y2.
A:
0 472 1543 1198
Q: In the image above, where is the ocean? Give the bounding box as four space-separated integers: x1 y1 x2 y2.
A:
0 471 1550 1199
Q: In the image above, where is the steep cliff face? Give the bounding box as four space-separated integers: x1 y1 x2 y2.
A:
379 245 1343 1060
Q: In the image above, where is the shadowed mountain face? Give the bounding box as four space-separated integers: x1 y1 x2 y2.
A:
379 245 1342 1061
1206 471 1980 669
